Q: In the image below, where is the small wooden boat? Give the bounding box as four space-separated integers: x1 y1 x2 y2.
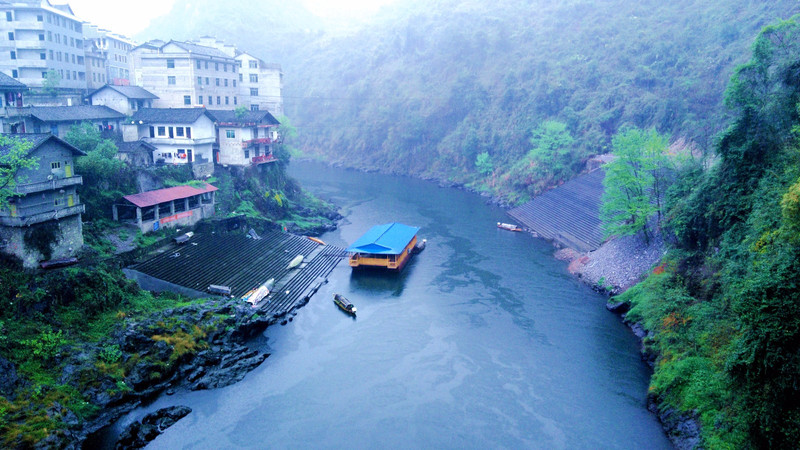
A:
497 222 522 232
287 255 304 269
333 294 357 315
39 257 78 269
307 236 326 245
208 284 231 296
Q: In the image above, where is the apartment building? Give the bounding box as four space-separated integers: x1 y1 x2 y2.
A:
0 133 85 267
236 51 283 116
131 40 239 110
82 23 133 86
0 1 86 90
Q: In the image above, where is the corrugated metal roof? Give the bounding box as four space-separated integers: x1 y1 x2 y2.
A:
346 223 420 255
123 183 218 208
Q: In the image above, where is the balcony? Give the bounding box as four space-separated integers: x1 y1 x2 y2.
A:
17 59 47 69
0 203 84 227
15 176 83 195
14 40 44 50
251 154 277 165
242 137 276 149
13 21 45 31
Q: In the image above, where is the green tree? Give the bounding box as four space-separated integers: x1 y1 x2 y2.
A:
601 127 670 242
234 105 248 119
0 135 39 211
475 151 493 176
527 120 575 180
42 69 61 96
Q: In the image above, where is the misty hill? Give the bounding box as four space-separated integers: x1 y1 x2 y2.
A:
136 0 800 202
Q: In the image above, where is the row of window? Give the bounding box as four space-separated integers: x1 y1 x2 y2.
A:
196 95 237 106
149 126 193 139
238 60 258 69
159 149 192 161
189 75 238 88
189 59 237 73
5 11 80 31
46 31 82 49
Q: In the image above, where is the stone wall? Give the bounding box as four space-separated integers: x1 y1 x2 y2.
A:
0 214 83 267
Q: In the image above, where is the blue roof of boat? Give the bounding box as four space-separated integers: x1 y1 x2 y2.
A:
346 223 420 255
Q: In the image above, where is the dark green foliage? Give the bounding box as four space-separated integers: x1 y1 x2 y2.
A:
620 15 800 447
23 221 59 261
0 135 38 211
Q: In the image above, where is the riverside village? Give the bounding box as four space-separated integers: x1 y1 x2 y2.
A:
1 0 799 448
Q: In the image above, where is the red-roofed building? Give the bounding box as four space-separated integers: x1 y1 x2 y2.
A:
113 183 217 233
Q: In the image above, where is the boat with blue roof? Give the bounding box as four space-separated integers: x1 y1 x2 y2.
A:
346 222 420 271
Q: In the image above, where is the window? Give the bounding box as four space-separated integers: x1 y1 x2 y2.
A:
176 127 184 137
207 96 212 105
224 79 228 87
9 51 15 60
71 54 75 63
42 72 46 78
250 104 259 111
226 130 235 139
233 80 236 87
48 31 51 41
225 96 229 105
186 127 191 138
204 61 208 69
168 76 176 85
37 15 43 22
205 77 209 85
69 37 73 46
49 50 53 59
215 62 219 71
216 96 220 104
167 59 174 68
54 197 64 207
215 78 219 86
184 95 191 105
149 126 155 138
249 74 258 83
197 76 202 85
157 126 166 136
7 32 13 41
233 97 237 105
244 149 249 159
249 60 257 69
250 88 258 96
5 12 11 21
196 60 201 69
239 74 242 82
223 64 227 72
11 69 17 78
38 34 44 41
40 52 45 60
198 95 203 104
51 161 61 170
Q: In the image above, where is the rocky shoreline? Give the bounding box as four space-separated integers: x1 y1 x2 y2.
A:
51 294 310 448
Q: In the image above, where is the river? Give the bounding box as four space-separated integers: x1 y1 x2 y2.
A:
111 161 671 449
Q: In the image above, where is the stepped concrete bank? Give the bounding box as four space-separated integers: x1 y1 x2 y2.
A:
508 169 605 252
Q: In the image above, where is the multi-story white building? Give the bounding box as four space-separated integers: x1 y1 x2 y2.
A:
209 109 280 167
124 108 217 177
131 40 239 110
236 51 282 116
0 1 86 91
82 23 133 86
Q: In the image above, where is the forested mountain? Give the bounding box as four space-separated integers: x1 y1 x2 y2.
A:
140 1 800 202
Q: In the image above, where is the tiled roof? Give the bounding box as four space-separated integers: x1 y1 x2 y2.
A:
0 71 26 89
90 85 159 100
117 140 157 153
0 133 85 157
164 40 233 59
123 183 218 208
208 109 280 126
28 105 125 122
130 108 214 125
